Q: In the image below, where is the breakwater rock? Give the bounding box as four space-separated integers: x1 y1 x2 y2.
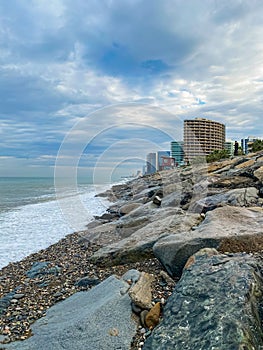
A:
2 273 138 350
143 250 263 350
2 151 263 349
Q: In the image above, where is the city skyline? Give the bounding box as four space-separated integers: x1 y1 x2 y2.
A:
1 1 263 177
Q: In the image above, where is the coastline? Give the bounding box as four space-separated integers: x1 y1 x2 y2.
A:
0 176 176 348
0 179 111 269
2 151 263 348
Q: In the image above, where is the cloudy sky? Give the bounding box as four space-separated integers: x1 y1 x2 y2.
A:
1 0 263 178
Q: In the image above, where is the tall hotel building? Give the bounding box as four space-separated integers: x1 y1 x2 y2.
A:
184 118 225 158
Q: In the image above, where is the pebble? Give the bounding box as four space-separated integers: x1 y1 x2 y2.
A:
140 310 148 328
0 230 174 349
145 302 161 329
13 294 25 300
131 302 142 315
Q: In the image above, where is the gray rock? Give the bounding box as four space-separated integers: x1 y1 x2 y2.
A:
90 210 201 266
254 166 263 182
12 293 24 299
25 262 61 279
0 335 8 343
82 222 119 246
192 187 261 213
152 195 162 206
161 191 181 208
0 290 19 315
4 276 137 350
119 202 141 215
74 276 100 287
153 205 263 277
26 261 50 278
122 269 141 284
143 252 263 350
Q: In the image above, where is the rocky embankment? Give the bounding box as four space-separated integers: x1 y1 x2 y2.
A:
2 151 263 349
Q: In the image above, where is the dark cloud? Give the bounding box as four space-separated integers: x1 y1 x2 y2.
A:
0 67 66 114
1 0 263 175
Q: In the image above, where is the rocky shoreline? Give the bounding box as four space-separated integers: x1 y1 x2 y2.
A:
2 151 263 349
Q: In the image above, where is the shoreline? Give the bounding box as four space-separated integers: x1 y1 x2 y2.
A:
0 176 176 348
2 151 263 348
0 180 112 270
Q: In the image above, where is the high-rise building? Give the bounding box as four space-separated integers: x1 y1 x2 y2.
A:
224 141 235 156
146 153 157 174
184 118 225 158
146 151 171 174
171 141 184 165
156 151 170 170
241 137 260 154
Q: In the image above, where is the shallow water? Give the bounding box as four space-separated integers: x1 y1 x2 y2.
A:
0 177 110 269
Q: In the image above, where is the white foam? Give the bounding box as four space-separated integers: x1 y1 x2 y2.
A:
0 185 110 269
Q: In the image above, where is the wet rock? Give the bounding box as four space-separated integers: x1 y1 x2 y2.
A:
153 206 263 277
143 252 263 350
93 213 118 222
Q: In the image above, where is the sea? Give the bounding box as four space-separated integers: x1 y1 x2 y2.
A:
0 177 112 269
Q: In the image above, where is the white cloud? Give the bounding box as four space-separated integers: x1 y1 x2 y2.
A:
1 0 263 175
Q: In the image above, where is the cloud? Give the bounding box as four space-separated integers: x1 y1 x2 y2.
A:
1 0 263 176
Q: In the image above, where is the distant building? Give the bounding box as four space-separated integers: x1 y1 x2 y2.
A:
156 151 170 170
184 118 225 158
224 141 235 156
171 141 184 165
146 153 157 174
241 137 261 154
146 151 172 174
159 156 175 171
234 141 239 156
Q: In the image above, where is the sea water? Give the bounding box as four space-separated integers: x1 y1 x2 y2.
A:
0 177 111 269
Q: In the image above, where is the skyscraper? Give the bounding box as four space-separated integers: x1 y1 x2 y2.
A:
171 141 184 165
146 153 157 174
184 118 225 158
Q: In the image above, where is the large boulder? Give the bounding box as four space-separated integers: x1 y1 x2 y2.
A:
153 205 263 277
90 210 201 266
3 275 137 350
143 252 263 350
119 202 142 215
83 204 183 246
192 187 261 213
254 166 263 183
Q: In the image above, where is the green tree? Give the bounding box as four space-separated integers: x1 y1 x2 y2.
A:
251 139 263 152
206 149 230 163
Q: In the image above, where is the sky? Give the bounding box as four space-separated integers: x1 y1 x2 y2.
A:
1 0 263 179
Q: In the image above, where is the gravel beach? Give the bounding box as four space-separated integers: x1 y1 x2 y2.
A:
0 230 176 349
